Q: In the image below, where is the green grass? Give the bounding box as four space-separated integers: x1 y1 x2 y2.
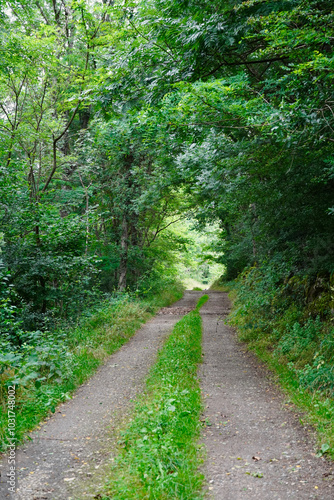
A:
209 276 229 292
98 295 209 500
182 277 206 290
0 283 184 452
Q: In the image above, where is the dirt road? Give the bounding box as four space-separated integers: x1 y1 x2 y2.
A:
1 290 333 499
200 291 333 499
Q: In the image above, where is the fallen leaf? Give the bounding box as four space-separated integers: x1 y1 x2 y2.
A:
252 456 261 461
252 472 263 478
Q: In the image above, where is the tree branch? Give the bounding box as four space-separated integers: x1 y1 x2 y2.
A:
201 55 289 78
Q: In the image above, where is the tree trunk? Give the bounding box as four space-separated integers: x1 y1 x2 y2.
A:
35 224 47 314
250 203 257 261
118 214 128 291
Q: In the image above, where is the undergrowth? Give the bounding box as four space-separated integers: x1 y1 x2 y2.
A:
98 295 209 500
228 265 334 458
209 276 229 292
0 280 184 452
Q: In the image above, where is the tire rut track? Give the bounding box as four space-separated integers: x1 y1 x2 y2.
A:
200 291 333 499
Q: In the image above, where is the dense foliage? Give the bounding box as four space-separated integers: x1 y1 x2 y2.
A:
0 0 191 336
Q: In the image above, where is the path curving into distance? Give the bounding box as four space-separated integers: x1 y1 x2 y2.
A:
0 291 203 500
200 291 333 499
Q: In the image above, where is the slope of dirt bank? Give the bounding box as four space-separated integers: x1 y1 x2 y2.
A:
0 291 203 500
200 291 333 499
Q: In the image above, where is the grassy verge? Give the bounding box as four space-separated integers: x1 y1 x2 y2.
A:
98 294 209 500
248 345 334 458
228 283 334 459
0 282 184 452
209 276 229 292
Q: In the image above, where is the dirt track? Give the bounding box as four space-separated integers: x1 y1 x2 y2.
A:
1 290 333 499
200 291 333 499
0 291 203 500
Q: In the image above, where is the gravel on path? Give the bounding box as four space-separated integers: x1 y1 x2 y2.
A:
200 291 333 500
0 291 203 500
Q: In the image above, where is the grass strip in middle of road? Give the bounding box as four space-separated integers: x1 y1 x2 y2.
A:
100 294 209 500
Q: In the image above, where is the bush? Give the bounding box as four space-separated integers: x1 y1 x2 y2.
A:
275 317 322 362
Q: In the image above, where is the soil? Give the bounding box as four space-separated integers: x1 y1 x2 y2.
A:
199 291 334 499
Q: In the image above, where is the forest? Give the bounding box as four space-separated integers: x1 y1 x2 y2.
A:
1 0 334 468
